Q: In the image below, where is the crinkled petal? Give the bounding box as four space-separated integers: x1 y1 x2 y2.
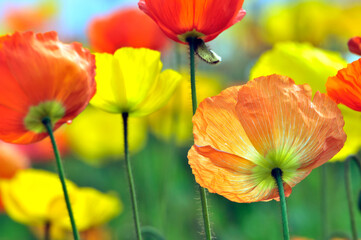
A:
193 85 260 162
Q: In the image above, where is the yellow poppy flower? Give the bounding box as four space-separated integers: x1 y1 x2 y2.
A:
0 169 77 225
66 106 147 165
148 71 223 145
260 1 342 45
250 42 361 161
50 187 121 231
0 169 121 231
90 47 181 116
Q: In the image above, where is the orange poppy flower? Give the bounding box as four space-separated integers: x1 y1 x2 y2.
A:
4 2 56 32
0 31 96 144
0 141 29 179
348 36 361 55
138 0 246 44
326 58 361 111
88 8 169 53
188 75 346 203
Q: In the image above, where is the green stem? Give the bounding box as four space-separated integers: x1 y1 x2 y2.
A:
42 117 79 240
122 113 142 240
187 37 212 240
44 221 51 240
345 158 358 240
188 37 198 115
272 168 290 240
320 166 327 240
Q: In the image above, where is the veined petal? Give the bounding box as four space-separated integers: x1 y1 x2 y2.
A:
250 42 358 162
189 145 262 203
236 75 345 170
193 85 260 162
188 74 346 202
131 69 181 116
296 92 346 169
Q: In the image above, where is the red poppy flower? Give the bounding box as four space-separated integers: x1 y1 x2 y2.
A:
326 58 361 111
348 36 361 55
0 31 96 144
188 75 346 203
88 8 169 53
138 0 246 44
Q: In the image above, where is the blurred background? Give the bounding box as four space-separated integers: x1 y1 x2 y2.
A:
0 0 361 239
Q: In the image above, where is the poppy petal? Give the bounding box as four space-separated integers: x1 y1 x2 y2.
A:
193 85 260 162
326 58 361 111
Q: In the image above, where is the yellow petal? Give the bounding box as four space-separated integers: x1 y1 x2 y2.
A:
0 169 77 225
132 69 181 117
115 48 162 109
332 105 361 161
250 42 346 94
50 188 122 231
91 52 126 113
260 1 342 45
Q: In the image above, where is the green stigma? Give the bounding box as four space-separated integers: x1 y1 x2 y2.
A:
24 101 65 133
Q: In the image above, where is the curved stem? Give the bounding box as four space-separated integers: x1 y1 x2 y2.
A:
321 165 328 240
44 221 51 240
345 158 358 240
187 37 212 240
122 113 142 240
272 168 290 240
42 117 79 240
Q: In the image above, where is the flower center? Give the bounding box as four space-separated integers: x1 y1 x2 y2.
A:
251 147 301 191
178 29 205 43
24 101 65 133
